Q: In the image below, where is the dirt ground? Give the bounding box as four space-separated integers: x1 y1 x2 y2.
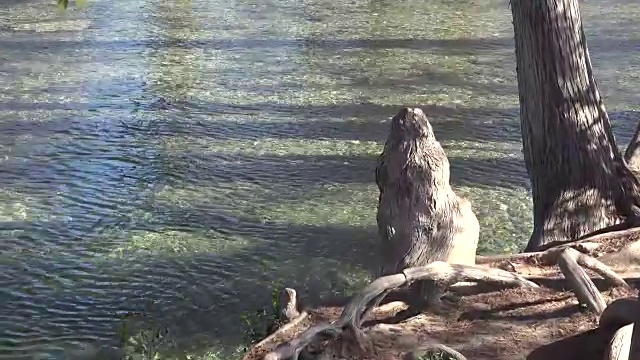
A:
243 285 638 360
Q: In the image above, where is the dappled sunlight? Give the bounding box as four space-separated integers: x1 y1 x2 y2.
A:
460 187 532 254
162 136 521 160
104 230 254 258
0 189 44 222
163 137 383 157
156 181 377 227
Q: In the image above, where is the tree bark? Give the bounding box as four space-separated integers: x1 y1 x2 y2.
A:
625 120 640 171
511 0 640 252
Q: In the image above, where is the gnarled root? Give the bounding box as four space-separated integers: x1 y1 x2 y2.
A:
263 262 537 360
243 288 309 360
477 246 628 288
556 248 607 314
477 243 629 314
604 324 633 360
404 344 468 360
600 296 640 360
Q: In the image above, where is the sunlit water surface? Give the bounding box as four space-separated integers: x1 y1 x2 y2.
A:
0 0 638 357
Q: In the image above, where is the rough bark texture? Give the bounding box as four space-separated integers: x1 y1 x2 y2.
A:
403 344 468 360
511 0 640 252
375 107 480 307
604 324 633 360
625 120 640 172
556 249 606 313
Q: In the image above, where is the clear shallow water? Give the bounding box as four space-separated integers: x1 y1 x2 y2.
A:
0 0 638 357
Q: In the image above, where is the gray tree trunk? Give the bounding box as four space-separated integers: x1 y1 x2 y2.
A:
511 0 640 252
625 121 640 171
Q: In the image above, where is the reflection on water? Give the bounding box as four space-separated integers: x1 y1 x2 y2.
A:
0 0 638 357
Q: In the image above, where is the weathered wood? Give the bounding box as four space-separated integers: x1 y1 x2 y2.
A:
247 311 309 359
478 246 628 289
278 288 301 321
604 324 633 360
557 249 606 314
262 262 537 360
563 248 628 288
403 344 468 360
242 288 309 360
600 297 639 329
402 261 538 288
535 227 640 253
625 119 640 171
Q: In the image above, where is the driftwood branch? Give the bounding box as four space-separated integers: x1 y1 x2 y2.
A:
263 262 537 360
566 248 628 287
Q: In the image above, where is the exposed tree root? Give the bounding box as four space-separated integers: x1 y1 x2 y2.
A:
557 249 606 313
249 311 309 357
256 240 636 359
604 324 633 360
477 228 640 267
476 243 629 313
262 262 536 360
242 288 309 360
403 344 468 360
600 297 639 329
536 227 640 254
600 292 640 360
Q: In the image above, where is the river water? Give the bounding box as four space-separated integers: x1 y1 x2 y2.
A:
0 0 638 358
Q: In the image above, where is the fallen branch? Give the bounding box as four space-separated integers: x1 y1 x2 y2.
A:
263 262 537 360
